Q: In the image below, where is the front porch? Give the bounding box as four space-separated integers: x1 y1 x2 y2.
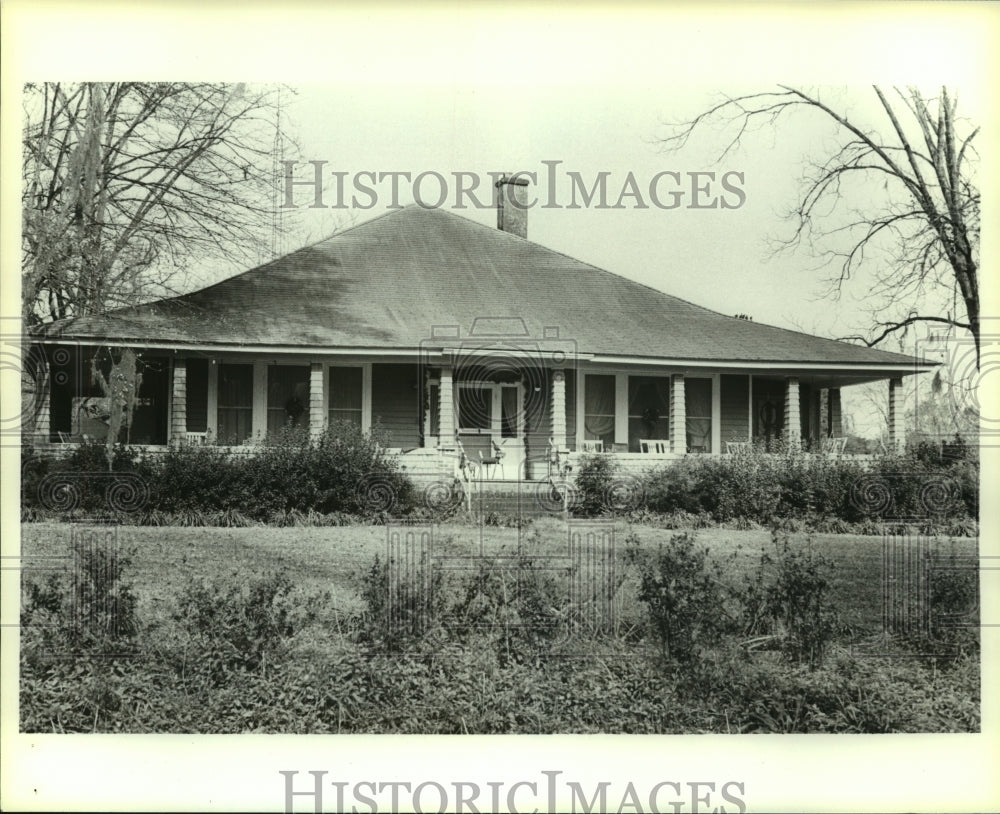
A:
29 345 909 486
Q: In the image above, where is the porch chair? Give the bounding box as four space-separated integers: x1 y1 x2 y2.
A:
580 439 604 453
639 439 668 454
58 431 90 443
822 436 848 456
725 440 752 454
478 440 506 480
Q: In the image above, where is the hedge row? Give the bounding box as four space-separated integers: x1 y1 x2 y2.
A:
22 430 978 526
575 441 978 524
21 422 413 521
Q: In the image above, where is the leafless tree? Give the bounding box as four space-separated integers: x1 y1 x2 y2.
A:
21 82 296 456
22 82 296 327
660 86 980 366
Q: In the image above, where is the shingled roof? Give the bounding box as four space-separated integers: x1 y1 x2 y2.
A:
46 205 922 368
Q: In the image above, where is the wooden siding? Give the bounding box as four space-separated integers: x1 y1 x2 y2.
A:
371 363 421 448
720 374 750 444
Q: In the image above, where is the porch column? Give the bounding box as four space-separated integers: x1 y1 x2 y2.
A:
819 388 830 437
439 365 455 446
309 362 324 440
170 358 187 444
784 377 801 451
670 374 686 454
888 377 904 453
252 361 267 442
550 369 567 449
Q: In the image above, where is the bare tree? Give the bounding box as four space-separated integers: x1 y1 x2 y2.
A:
22 82 296 327
21 82 295 456
660 86 980 366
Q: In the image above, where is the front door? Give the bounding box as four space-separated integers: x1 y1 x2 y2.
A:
456 381 525 479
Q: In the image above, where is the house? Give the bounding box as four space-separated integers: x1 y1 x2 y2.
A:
27 176 934 484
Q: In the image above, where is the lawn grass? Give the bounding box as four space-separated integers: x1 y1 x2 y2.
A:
19 520 978 635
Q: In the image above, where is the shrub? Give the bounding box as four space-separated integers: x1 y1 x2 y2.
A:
449 552 568 666
636 446 975 527
143 420 412 520
740 530 838 667
627 531 736 665
67 533 140 646
20 532 140 692
173 570 323 680
358 551 449 652
573 453 619 516
20 446 50 510
21 441 154 514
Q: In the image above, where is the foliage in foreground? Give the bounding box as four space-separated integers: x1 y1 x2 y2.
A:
20 529 980 734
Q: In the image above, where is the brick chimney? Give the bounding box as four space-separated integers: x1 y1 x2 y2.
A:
495 173 529 239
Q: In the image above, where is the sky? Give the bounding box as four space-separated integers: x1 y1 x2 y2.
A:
197 81 976 437
268 83 867 340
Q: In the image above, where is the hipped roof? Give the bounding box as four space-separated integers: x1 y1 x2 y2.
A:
45 205 924 370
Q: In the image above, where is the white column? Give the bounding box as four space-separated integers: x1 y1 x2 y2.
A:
819 388 830 437
309 362 324 440
670 374 686 454
170 357 187 444
784 377 801 451
551 369 567 449
252 361 267 442
711 374 721 455
361 363 373 433
439 366 454 446
888 377 904 453
206 360 218 440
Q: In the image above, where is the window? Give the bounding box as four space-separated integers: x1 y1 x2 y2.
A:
267 365 310 436
458 384 492 432
500 385 519 438
627 376 670 452
329 366 362 428
186 359 208 433
685 378 712 453
217 363 253 443
584 374 615 450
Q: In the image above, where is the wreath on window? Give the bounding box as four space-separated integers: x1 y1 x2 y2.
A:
641 407 660 427
285 395 305 421
759 401 778 433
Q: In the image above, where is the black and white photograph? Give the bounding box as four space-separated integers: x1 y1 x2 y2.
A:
2 3 998 812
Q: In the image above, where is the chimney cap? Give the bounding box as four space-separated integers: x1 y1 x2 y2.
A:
495 173 530 188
